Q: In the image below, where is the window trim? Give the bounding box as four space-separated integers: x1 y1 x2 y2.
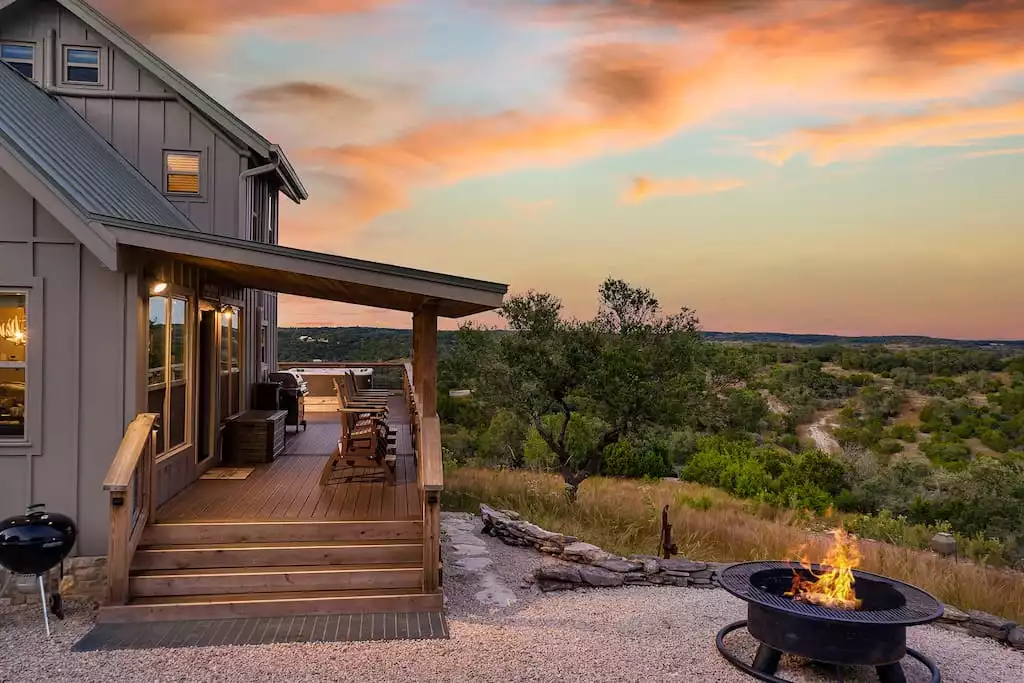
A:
163 150 206 201
1 41 36 81
61 45 104 87
147 289 194 459
219 303 244 419
0 279 43 456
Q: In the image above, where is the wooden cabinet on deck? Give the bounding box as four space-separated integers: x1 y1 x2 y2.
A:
224 410 287 464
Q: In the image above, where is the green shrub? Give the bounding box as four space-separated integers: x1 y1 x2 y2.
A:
875 438 905 455
921 436 972 469
887 423 918 442
980 429 1010 453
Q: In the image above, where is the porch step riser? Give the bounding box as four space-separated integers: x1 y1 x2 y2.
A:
141 521 423 545
132 544 423 571
130 568 423 597
98 593 444 623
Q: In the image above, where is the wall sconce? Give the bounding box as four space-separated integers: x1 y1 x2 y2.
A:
150 281 168 295
220 305 233 319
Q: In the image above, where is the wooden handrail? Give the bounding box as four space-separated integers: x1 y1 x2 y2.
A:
103 413 159 492
105 413 159 605
419 417 443 493
399 362 443 592
278 360 408 370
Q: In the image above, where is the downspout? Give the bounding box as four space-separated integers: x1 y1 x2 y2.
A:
237 154 280 240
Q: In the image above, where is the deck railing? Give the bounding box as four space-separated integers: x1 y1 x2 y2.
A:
102 412 159 605
400 362 443 592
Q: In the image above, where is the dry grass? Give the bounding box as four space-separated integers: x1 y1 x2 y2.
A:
444 467 1024 622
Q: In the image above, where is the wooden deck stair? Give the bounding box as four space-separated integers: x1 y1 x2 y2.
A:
97 520 440 623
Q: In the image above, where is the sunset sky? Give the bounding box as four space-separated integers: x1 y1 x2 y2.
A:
97 0 1024 339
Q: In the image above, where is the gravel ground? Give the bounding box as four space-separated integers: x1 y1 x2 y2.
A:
1 514 1021 683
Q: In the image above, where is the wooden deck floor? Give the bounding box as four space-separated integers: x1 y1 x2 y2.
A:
156 398 420 523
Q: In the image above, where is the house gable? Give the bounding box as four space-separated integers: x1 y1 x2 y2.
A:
0 0 307 239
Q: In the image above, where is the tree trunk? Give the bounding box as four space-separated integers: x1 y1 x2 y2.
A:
561 470 589 503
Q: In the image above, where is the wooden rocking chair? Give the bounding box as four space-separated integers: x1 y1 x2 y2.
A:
321 384 397 485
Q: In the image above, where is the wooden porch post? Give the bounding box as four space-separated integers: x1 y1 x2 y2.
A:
412 303 438 417
411 302 441 593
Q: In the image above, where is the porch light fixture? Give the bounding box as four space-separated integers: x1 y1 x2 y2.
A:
220 305 233 319
150 281 168 294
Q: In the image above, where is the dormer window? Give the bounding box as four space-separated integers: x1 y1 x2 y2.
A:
63 46 101 85
1 42 34 79
164 151 202 196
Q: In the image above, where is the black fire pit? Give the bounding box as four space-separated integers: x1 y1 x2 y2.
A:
717 561 944 683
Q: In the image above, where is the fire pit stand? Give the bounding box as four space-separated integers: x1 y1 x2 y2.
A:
716 561 944 683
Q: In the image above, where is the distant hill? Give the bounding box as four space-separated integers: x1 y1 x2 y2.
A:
278 326 461 363
703 332 1024 350
278 326 1024 362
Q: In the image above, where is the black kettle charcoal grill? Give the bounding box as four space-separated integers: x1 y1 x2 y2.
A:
0 503 78 636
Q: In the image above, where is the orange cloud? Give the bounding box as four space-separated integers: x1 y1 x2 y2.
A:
622 176 746 203
92 0 394 37
756 98 1024 165
294 0 1024 222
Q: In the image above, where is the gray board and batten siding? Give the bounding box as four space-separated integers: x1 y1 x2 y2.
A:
0 1 282 553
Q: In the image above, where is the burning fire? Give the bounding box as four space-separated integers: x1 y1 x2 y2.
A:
786 526 863 611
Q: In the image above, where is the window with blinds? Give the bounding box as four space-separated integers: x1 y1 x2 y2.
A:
164 151 202 196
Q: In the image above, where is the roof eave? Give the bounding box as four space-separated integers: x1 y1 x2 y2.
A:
272 146 308 202
101 218 508 317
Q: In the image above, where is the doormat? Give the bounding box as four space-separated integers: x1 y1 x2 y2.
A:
199 467 254 480
73 611 449 651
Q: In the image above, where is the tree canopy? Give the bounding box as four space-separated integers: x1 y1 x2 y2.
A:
451 278 705 498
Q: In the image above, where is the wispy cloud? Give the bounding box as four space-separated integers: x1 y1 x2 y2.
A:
963 146 1024 159
754 98 1024 165
92 0 395 37
622 176 746 203
237 82 374 111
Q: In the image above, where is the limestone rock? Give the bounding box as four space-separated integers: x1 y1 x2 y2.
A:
501 509 521 520
940 605 970 623
1008 626 1024 650
562 542 616 564
629 555 662 576
967 611 1016 641
595 558 643 573
660 559 707 573
578 566 625 587
535 563 582 585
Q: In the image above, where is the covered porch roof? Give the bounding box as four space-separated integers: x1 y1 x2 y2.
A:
104 219 507 318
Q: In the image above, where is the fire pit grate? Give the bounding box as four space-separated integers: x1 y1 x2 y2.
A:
716 561 944 683
718 561 944 625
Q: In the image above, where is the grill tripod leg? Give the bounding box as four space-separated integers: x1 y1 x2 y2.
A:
876 663 907 683
752 644 783 675
38 575 51 637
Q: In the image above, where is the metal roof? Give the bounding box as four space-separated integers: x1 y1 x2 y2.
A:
0 63 199 233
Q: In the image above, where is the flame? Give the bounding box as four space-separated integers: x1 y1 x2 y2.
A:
786 526 863 611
